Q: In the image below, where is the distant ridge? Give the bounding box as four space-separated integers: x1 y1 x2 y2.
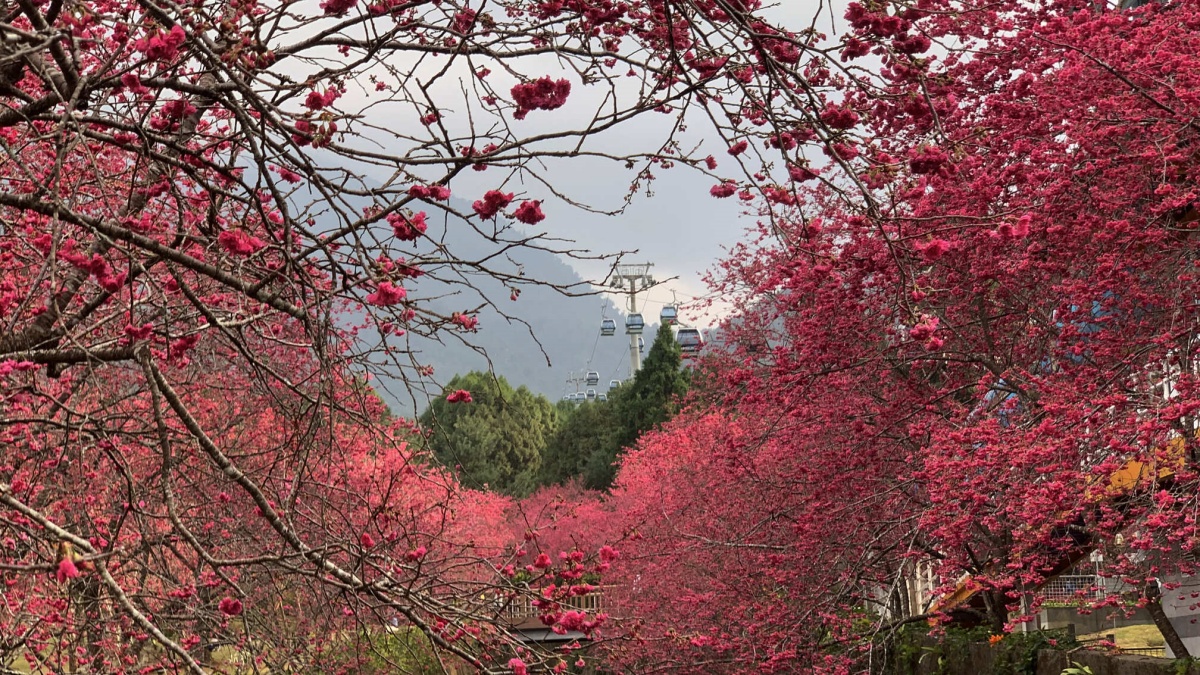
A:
364 199 655 416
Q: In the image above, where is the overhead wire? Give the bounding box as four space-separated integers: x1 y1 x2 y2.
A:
561 303 612 400
585 302 605 368
605 345 628 386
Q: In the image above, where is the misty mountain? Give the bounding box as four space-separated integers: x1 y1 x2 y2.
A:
362 199 660 416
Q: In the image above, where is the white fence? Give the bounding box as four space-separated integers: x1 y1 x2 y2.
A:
1037 574 1106 603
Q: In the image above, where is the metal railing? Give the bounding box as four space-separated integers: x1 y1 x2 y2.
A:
1078 632 1167 659
504 591 604 621
1120 646 1166 658
1036 575 1106 603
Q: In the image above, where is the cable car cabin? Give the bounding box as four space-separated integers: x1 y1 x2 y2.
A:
586 371 600 387
586 389 597 400
597 393 608 402
626 313 644 335
660 305 678 325
609 379 621 390
638 337 645 353
677 328 703 354
600 319 616 336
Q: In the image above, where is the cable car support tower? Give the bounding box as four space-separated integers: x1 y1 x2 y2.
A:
611 263 654 375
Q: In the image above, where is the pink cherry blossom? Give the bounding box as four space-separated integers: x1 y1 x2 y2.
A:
513 200 545 224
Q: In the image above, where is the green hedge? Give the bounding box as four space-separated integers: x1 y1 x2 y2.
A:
882 624 1079 675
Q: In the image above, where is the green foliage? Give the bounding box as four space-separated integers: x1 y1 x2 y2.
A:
613 323 690 451
883 624 1079 675
323 627 445 674
539 394 621 488
419 371 557 497
536 325 691 490
1060 662 1094 675
990 631 1077 675
585 324 689 489
1172 657 1200 675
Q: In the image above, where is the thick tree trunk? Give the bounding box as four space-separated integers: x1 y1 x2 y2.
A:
1146 582 1189 658
984 589 1008 634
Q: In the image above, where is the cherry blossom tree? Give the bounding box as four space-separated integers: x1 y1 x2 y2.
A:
11 0 1199 667
589 0 1200 671
0 0 862 669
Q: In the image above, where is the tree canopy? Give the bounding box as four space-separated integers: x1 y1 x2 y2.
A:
419 371 556 497
537 325 691 491
588 324 692 489
540 396 622 490
0 0 847 666
8 0 1200 668
582 0 1200 671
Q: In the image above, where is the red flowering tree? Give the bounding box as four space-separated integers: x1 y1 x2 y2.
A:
0 0 867 669
593 0 1200 671
11 0 1200 666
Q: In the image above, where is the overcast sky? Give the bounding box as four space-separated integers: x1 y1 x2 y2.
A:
342 0 842 333
534 1 840 330
497 0 842 329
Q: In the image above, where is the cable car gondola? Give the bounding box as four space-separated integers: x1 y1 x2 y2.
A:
609 379 621 390
586 371 600 387
660 305 678 325
626 313 644 335
597 393 608 402
600 319 616 336
586 389 597 400
677 328 703 353
638 337 645 353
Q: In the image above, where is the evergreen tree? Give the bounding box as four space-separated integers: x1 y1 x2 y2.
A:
585 324 690 489
539 397 620 488
419 371 556 497
615 323 690 448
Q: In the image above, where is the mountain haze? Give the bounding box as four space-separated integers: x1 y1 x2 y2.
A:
364 200 659 416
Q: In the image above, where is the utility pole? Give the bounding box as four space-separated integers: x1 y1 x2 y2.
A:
565 371 586 394
611 263 654 375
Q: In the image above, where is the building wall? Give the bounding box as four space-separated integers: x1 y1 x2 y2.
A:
1158 573 1200 658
